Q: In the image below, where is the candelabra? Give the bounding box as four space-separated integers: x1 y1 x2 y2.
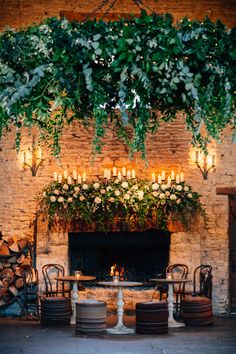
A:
22 137 44 176
195 151 216 180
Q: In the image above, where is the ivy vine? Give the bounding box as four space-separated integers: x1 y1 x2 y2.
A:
0 11 235 157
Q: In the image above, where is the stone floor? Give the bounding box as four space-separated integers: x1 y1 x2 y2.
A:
0 315 236 354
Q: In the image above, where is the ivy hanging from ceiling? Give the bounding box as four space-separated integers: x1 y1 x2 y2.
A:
0 11 236 157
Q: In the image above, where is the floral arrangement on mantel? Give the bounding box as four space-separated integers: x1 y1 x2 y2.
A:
40 169 208 232
0 11 236 158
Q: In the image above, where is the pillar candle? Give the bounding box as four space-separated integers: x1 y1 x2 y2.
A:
78 174 82 184
161 170 165 180
68 176 72 185
131 169 136 178
176 174 180 184
180 172 184 182
157 174 162 184
104 169 108 179
171 170 175 180
58 174 62 183
82 172 87 182
151 173 156 182
63 170 68 179
127 170 131 179
113 166 117 176
72 170 77 180
122 166 126 176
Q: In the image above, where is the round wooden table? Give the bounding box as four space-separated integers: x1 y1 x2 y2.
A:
56 275 96 324
98 281 142 334
149 278 191 327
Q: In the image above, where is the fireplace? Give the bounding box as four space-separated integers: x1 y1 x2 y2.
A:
69 229 170 285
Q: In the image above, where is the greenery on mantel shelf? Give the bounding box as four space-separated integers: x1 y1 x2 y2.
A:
0 11 236 157
40 176 208 232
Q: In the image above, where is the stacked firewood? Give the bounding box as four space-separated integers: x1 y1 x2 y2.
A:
0 233 32 307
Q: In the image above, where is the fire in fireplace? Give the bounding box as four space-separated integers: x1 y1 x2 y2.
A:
69 229 170 285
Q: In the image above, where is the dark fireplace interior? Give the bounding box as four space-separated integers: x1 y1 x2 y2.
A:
69 229 170 286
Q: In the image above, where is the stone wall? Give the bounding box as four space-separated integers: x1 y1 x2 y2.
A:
0 0 236 315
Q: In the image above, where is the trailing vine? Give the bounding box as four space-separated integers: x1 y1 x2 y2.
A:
0 11 235 157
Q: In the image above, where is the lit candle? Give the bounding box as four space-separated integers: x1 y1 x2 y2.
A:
37 147 42 160
127 170 131 179
82 172 87 182
58 174 62 183
157 174 162 184
118 172 122 181
171 170 175 180
72 170 77 180
113 166 117 176
212 155 216 167
151 173 156 182
180 172 184 182
195 151 199 163
176 174 180 184
161 170 165 180
131 169 136 178
167 176 171 187
53 172 58 181
107 169 111 179
68 176 72 185
122 166 126 176
77 174 82 184
104 169 108 179
63 170 68 179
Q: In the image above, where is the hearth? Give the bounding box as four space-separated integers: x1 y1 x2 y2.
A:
69 229 170 285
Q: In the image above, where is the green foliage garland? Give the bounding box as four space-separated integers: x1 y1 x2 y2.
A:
41 176 207 232
0 11 236 157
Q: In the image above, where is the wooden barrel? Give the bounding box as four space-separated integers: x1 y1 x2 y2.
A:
182 297 213 326
136 301 168 334
76 300 107 335
40 297 71 325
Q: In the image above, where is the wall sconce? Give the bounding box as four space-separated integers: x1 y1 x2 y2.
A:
22 137 44 176
195 151 216 180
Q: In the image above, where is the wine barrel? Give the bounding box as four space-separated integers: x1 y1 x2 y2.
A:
76 299 107 335
136 301 168 334
182 297 213 326
41 297 71 325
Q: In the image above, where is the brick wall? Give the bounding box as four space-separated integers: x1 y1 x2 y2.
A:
0 0 236 315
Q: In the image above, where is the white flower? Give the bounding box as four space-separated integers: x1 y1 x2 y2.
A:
161 200 166 205
100 189 106 194
58 196 64 202
177 199 181 204
187 193 192 198
184 186 189 192
121 181 128 188
43 191 47 197
161 184 167 190
54 189 60 195
137 190 144 200
124 193 130 200
106 186 112 192
114 178 120 184
74 186 80 193
170 194 177 200
68 197 73 203
109 197 115 202
82 184 88 190
73 193 78 198
63 184 69 190
131 185 138 191
151 183 159 191
79 195 85 201
93 182 100 189
152 191 159 197
159 193 166 199
115 190 120 196
165 191 170 197
50 196 56 202
176 185 183 191
95 197 102 204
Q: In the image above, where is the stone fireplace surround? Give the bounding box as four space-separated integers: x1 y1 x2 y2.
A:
36 218 202 312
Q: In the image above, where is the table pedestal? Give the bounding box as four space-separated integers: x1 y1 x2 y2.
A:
71 280 79 325
107 287 134 334
167 283 185 328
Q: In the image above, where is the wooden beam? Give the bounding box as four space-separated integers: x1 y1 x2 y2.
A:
216 187 236 196
60 11 140 22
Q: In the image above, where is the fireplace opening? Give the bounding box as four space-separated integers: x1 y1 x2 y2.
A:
69 229 170 285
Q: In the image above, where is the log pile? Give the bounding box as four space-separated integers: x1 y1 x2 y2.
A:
0 233 32 307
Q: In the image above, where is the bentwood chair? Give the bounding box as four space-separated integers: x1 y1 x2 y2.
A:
192 265 213 299
21 267 40 319
42 264 70 298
